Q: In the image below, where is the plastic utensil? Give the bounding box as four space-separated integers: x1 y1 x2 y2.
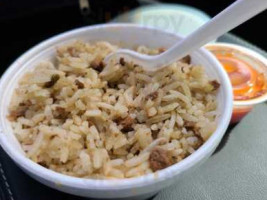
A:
104 0 267 71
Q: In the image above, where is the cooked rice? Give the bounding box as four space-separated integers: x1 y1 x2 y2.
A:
8 40 219 179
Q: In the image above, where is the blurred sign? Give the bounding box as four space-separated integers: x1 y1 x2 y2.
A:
112 4 211 37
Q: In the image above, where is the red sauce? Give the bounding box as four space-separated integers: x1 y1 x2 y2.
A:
207 47 267 101
217 54 266 100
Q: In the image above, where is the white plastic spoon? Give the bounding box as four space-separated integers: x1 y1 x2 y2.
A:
104 0 267 71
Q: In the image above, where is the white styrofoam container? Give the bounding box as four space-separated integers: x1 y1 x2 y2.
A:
0 24 233 200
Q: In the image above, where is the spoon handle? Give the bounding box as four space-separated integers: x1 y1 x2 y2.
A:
155 0 267 69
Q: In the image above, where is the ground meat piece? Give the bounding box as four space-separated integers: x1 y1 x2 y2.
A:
121 116 135 132
184 122 204 143
195 133 204 144
77 110 85 116
184 121 196 128
54 107 69 119
91 60 104 72
145 91 158 100
180 55 191 64
115 116 135 132
130 143 140 155
121 126 134 133
7 101 32 121
8 108 27 121
44 74 60 88
75 79 84 89
149 147 172 172
152 130 159 140
50 91 58 103
119 58 126 66
87 120 94 127
158 47 166 53
67 47 79 57
184 121 201 135
210 80 220 91
19 100 32 107
38 161 48 168
107 82 117 89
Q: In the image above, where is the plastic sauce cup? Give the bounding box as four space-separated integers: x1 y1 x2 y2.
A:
206 43 267 123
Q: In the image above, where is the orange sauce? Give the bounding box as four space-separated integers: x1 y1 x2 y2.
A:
213 52 267 100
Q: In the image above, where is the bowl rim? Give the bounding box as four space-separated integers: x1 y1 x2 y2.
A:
0 23 233 191
206 42 267 106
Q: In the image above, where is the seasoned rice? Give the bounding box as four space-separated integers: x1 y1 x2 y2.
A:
8 40 220 179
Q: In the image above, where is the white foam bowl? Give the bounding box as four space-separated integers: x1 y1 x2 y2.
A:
0 24 233 200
